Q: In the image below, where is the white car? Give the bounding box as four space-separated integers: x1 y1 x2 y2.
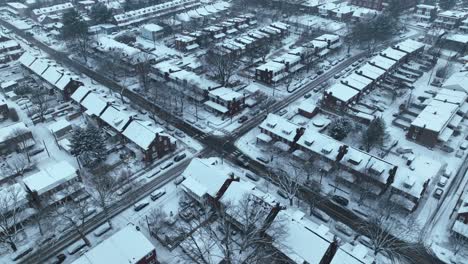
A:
437 177 448 187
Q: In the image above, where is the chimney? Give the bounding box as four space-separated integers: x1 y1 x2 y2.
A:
335 145 349 162
262 202 286 231
215 174 240 201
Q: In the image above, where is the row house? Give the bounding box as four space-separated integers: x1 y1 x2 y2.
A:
350 0 384 11
407 88 467 147
22 161 81 204
175 34 199 51
72 225 157 264
413 4 438 23
329 5 355 21
31 2 73 21
323 39 425 111
434 10 468 30
259 114 432 210
149 60 221 102
203 25 226 41
18 52 82 100
180 157 376 264
205 87 245 116
70 86 176 162
0 35 23 64
113 0 200 27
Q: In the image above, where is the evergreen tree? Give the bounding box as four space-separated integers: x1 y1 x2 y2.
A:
89 3 113 24
361 117 387 152
328 118 353 141
61 9 90 63
70 125 107 167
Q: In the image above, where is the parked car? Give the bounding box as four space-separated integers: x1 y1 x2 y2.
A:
174 176 186 185
332 195 349 206
67 242 87 255
134 202 149 212
278 109 288 116
150 189 166 201
310 208 330 222
304 93 312 99
238 116 248 123
51 254 66 264
335 222 353 236
433 188 444 199
93 224 112 237
316 70 324 75
237 155 250 167
147 170 161 179
276 189 288 199
245 172 259 181
460 141 468 150
334 73 341 79
174 153 186 162
175 131 185 138
256 156 270 164
117 185 131 196
437 177 448 187
160 162 174 170
456 149 465 158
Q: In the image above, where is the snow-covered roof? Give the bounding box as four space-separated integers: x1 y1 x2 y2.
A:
331 243 375 264
100 105 134 132
341 73 373 92
181 158 229 199
19 52 77 91
122 120 164 150
71 225 155 264
6 2 28 9
391 157 441 200
168 69 220 91
22 161 77 195
256 60 286 73
369 55 397 71
47 119 71 133
355 64 386 80
434 88 467 105
32 2 73 16
208 87 243 102
259 113 299 143
114 0 201 27
0 122 30 143
380 47 407 62
411 99 459 132
416 4 436 9
326 83 360 103
393 39 425 54
271 210 333 264
141 23 163 32
315 33 340 43
95 36 140 57
445 34 468 44
71 86 91 103
443 70 468 93
437 10 467 19
81 92 109 117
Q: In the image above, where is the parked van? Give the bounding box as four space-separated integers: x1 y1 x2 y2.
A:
67 242 87 255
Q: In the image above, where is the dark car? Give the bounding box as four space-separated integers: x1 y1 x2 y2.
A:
237 155 250 167
332 195 349 206
51 254 66 264
238 116 248 123
174 153 186 162
316 70 324 75
433 188 444 199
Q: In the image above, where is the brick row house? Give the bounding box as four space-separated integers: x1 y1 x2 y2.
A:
70 86 176 163
18 52 83 100
434 10 468 30
322 39 424 111
413 4 438 23
0 34 23 64
258 113 434 211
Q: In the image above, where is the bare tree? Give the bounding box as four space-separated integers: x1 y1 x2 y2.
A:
205 50 239 86
30 89 50 122
272 164 302 206
134 52 153 92
8 128 33 163
0 184 26 252
450 233 468 256
86 172 118 228
8 154 30 176
55 184 92 247
97 48 126 81
26 190 53 236
177 195 287 264
358 199 427 263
